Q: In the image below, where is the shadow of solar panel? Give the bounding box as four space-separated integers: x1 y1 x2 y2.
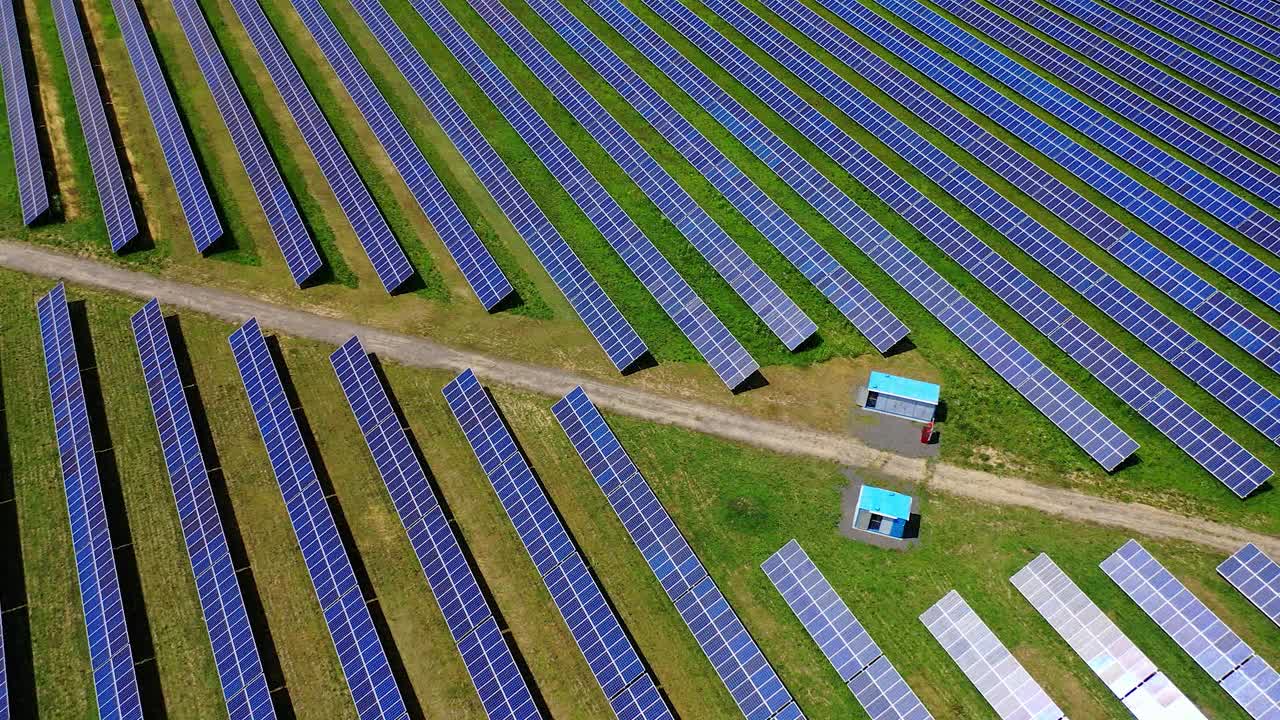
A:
1103 0 1280 84
132 299 275 720
343 0 648 371
457 618 541 720
1 0 48 224
37 284 143 720
1219 544 1280 629
229 320 407 720
411 0 759 389
51 0 138 252
169 0 320 285
224 0 411 293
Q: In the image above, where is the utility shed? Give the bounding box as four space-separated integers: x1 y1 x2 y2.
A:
854 485 913 539
858 371 939 423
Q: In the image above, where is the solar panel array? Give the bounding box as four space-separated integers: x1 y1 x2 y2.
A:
442 370 672 720
762 540 931 720
472 0 816 351
288 0 513 310
329 337 540 719
224 0 412 293
412 0 759 390
1102 540 1280 719
51 0 138 252
343 0 645 370
1161 0 1280 50
920 591 1065 720
169 0 321 285
109 0 222 251
37 284 143 720
599 0 1135 469
1218 544 1280 629
131 299 275 720
1 0 48 224
0 604 6 720
521 0 908 354
867 0 1280 256
228 319 408 720
1214 0 1280 29
1011 553 1205 720
552 387 804 720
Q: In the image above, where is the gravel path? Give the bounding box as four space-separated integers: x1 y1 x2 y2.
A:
4 240 1274 556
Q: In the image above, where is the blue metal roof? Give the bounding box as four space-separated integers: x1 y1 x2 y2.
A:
856 485 913 520
867 371 939 404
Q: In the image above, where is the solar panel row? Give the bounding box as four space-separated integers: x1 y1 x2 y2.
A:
329 337 540 719
224 0 413 293
0 605 6 720
131 299 275 720
603 0 1137 470
1218 543 1280 629
520 0 909 354
1 0 48 224
51 0 138 252
552 387 803 720
1212 0 1280 29
1118 0 1280 73
168 0 321 286
762 540 931 720
1011 553 1205 720
228 319 407 720
109 0 222 252
343 0 647 372
442 370 672 720
1102 540 1280 720
920 591 1066 720
412 0 759 390
471 0 815 351
756 0 1273 493
37 284 143 720
289 0 513 310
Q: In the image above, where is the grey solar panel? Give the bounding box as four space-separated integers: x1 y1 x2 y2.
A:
1219 544 1280 629
0 600 6 720
1 0 48 224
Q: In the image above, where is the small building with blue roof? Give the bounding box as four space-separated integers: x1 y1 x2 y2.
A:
858 371 939 424
853 485 914 539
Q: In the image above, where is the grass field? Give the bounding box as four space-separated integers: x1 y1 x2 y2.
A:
2 270 1278 720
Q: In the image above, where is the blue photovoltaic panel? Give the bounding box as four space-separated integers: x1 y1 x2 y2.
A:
1213 0 1280 29
1102 540 1280 719
1 0 48 224
1156 0 1280 52
442 370 668 719
552 388 801 720
623 0 1140 470
411 0 759 390
329 337 540 719
520 0 908 354
51 0 138 252
38 284 143 720
762 540 932 720
288 0 512 310
472 0 815 350
109 0 221 251
343 0 647 371
228 319 407 720
1218 544 1280 629
920 591 1065 720
608 673 674 720
225 0 411 293
131 299 275 720
169 0 320 286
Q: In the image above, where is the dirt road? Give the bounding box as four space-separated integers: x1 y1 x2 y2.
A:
4 241 1274 556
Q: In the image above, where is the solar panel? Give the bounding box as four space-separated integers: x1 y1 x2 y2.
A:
1102 540 1280 719
50 0 138 251
109 0 221 251
1218 544 1280 629
224 0 412 293
37 283 143 720
762 540 932 720
409 0 760 390
519 0 908 354
1157 0 1280 51
0 604 5 720
329 337 540 719
168 0 320 285
607 673 673 720
552 388 800 720
920 591 1065 720
342 0 648 372
1 0 48 224
1212 0 1280 29
1011 553 1205 720
288 0 513 310
617 0 1140 470
442 370 669 719
228 319 407 720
